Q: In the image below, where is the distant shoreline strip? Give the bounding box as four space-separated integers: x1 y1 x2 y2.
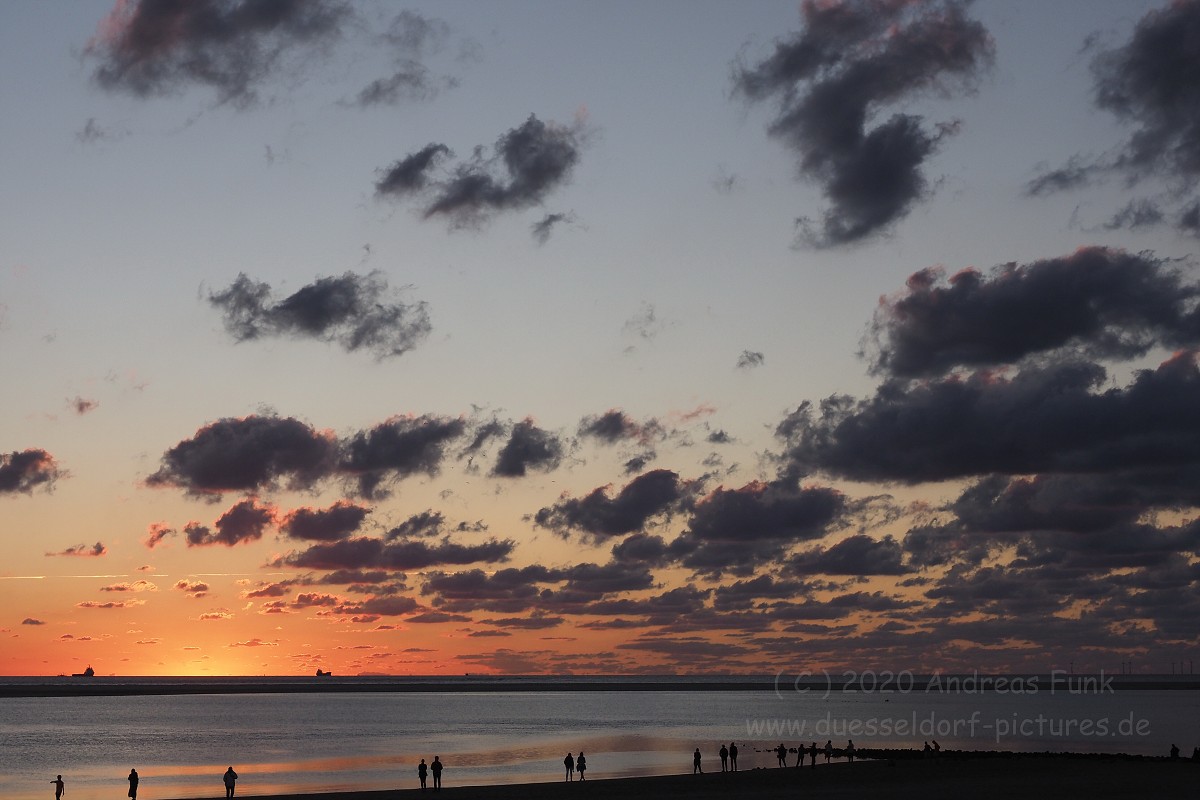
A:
4 678 1200 698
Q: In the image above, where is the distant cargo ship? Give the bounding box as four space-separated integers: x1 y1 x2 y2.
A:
316 669 332 677
71 666 95 677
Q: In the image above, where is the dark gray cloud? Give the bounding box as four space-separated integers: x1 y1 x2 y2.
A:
534 469 685 539
385 510 445 539
867 248 1200 378
790 534 909 576
186 498 276 547
351 62 456 108
146 415 338 498
670 479 847 576
286 534 514 571
280 501 369 541
49 542 107 558
1028 2 1200 233
423 565 563 613
733 0 992 247
375 144 452 196
209 271 431 359
735 350 764 370
778 352 1200 485
577 409 662 446
22 618 46 626
492 418 563 477
530 212 573 245
379 115 584 229
0 449 65 495
87 0 351 106
340 414 466 498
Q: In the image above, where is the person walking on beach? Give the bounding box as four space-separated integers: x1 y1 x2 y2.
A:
223 767 238 798
577 752 586 781
846 740 855 763
127 769 138 800
809 742 817 768
823 740 832 763
418 759 427 790
431 756 442 791
775 743 787 767
729 742 738 771
719 743 728 772
564 752 575 781
693 747 703 774
51 775 65 800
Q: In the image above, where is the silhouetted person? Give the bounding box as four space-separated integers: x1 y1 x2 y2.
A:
127 770 138 800
729 742 738 771
824 740 832 763
1170 743 1180 759
932 740 940 756
1192 746 1200 762
693 748 702 774
846 740 855 763
719 744 728 772
564 752 575 781
809 742 817 768
796 745 804 767
776 743 787 767
418 759 427 790
431 756 442 791
923 741 931 756
223 767 238 798
51 776 64 800
577 752 586 781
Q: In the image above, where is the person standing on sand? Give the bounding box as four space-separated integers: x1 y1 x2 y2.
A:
51 775 65 800
564 752 575 781
223 767 238 798
809 742 817 768
418 759 427 790
846 740 855 763
719 743 728 772
431 756 442 791
693 747 703 774
577 752 586 781
729 742 738 771
775 743 787 767
127 769 138 800
823 740 832 763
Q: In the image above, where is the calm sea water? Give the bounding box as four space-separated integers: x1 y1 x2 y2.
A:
2 678 1196 800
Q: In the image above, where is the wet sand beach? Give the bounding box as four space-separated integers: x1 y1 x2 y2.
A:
190 755 1196 800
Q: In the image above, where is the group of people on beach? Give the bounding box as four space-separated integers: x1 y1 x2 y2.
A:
695 740 860 772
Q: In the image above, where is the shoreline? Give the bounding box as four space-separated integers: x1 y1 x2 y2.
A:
5 676 1200 698
159 755 1199 800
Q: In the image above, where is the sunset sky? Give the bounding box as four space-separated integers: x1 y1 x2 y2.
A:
3 0 1199 677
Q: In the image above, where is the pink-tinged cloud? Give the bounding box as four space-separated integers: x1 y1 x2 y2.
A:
229 638 277 647
100 580 158 592
186 498 277 547
174 579 209 597
144 522 175 549
47 542 107 557
198 610 233 621
77 598 144 609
